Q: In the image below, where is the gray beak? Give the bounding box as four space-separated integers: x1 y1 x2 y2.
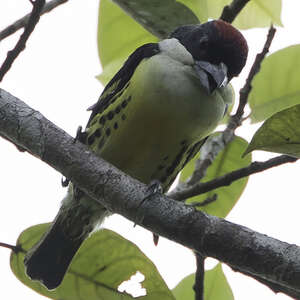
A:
194 61 228 94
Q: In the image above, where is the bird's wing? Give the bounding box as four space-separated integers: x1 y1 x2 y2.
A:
87 43 160 126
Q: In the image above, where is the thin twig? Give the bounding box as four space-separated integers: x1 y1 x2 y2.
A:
193 252 206 300
191 194 217 207
0 0 45 82
221 25 276 146
170 155 297 201
220 0 251 23
231 25 277 125
0 0 68 41
0 242 23 253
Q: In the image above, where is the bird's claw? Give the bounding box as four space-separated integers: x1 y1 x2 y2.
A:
135 180 163 245
61 177 70 187
74 126 87 144
134 180 163 226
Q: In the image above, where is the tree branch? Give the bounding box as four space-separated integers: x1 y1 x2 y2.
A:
169 155 298 201
0 0 45 82
220 0 251 23
0 0 68 42
1 88 300 298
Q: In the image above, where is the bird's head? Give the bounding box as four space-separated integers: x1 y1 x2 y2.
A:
170 20 248 81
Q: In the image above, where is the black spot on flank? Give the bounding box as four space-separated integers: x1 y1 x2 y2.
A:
163 156 169 161
110 97 117 104
107 111 114 120
166 146 188 176
115 106 121 114
121 114 126 120
121 100 127 108
106 128 111 136
99 116 106 125
98 138 105 149
157 165 165 170
87 135 95 145
94 128 102 137
118 88 125 97
114 122 118 129
127 96 132 102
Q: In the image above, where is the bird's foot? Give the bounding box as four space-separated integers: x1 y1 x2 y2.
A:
145 179 164 196
153 233 160 246
135 180 163 245
134 180 163 225
61 176 70 187
74 125 87 144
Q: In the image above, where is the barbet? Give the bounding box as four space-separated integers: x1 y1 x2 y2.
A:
24 20 248 289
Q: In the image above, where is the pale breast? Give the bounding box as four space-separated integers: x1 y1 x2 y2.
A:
86 45 229 190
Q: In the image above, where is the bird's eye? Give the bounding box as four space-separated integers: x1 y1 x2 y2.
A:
198 37 209 48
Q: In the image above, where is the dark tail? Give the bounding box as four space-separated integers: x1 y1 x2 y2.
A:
24 187 108 290
24 220 84 290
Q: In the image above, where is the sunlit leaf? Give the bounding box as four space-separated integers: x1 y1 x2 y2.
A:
172 264 234 300
249 45 300 123
180 135 251 218
245 104 300 157
179 0 282 29
11 224 174 300
97 0 158 85
97 0 199 85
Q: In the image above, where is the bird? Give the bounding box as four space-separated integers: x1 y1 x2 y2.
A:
24 19 248 290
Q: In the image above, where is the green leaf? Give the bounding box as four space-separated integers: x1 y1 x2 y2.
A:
180 135 251 218
245 104 300 157
97 0 199 85
179 0 282 29
249 45 300 123
97 0 158 85
112 0 199 39
172 264 234 300
232 0 282 29
11 224 174 300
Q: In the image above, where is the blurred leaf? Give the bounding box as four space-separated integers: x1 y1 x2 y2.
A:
97 0 158 85
11 224 174 300
172 264 234 300
245 104 300 157
112 0 199 39
180 135 251 218
232 0 282 29
97 0 199 85
180 0 282 29
249 45 300 123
